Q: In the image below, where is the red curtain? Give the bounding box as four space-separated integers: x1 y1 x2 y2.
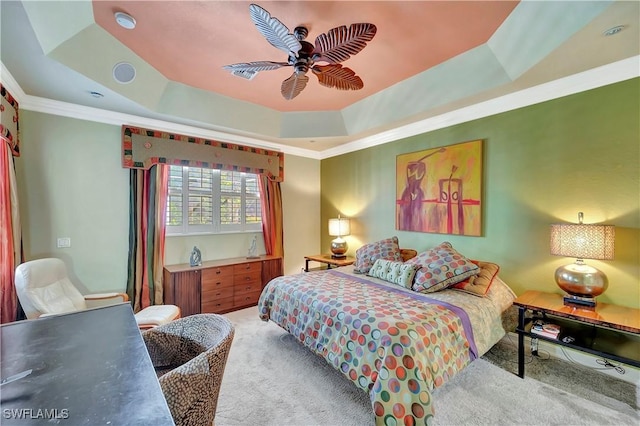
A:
0 142 21 323
259 175 284 259
126 165 168 311
1 84 21 323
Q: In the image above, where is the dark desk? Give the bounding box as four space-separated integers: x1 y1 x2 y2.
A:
1 304 174 425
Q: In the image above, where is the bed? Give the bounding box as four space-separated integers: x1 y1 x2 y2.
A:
257 242 516 425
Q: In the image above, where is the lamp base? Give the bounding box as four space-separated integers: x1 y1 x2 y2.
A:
563 294 596 308
554 261 608 299
330 237 348 259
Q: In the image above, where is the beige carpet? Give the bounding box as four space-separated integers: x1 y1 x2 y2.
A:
215 306 639 425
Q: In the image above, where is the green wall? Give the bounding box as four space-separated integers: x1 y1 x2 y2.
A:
16 113 130 294
16 112 321 295
321 78 640 308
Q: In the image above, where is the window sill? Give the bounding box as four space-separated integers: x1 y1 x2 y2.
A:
166 230 261 238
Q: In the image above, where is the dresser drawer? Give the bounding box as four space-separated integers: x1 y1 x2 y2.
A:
234 278 262 295
233 262 261 275
234 269 261 286
201 286 233 304
233 290 262 307
202 266 234 290
202 296 235 314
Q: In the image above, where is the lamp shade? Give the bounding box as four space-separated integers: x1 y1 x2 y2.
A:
328 217 351 237
550 213 615 306
550 223 615 260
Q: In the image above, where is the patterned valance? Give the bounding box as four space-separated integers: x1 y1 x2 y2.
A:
122 126 284 182
0 84 19 157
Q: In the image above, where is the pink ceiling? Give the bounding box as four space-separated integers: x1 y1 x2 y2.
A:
93 1 519 112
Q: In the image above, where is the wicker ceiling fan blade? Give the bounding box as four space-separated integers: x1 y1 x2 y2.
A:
228 5 376 100
313 23 377 64
222 61 290 79
312 64 363 91
249 4 302 56
281 72 309 100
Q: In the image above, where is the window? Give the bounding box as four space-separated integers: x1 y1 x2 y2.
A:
166 166 262 235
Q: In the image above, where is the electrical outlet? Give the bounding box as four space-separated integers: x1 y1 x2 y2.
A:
57 237 71 248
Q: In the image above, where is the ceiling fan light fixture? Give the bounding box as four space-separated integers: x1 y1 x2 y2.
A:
115 12 136 30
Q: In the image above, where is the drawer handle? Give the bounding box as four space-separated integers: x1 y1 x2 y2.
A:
245 286 252 290
216 270 221 275
245 277 251 281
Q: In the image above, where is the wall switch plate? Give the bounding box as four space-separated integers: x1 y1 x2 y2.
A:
57 237 71 248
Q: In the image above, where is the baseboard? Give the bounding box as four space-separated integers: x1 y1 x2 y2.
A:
507 332 640 386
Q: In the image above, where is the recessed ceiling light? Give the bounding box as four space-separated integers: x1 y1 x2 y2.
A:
115 12 136 30
603 25 625 36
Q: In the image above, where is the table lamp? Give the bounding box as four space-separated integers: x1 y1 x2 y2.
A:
550 212 615 307
328 215 350 259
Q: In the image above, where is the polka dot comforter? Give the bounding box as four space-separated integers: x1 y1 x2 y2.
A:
258 266 516 426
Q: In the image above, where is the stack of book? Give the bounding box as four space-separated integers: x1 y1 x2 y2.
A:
531 320 561 339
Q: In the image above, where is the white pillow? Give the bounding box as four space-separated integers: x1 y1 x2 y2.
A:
367 259 418 289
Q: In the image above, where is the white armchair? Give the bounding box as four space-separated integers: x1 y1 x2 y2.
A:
15 258 180 328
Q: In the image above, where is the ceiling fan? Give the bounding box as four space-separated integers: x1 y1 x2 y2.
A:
222 4 377 100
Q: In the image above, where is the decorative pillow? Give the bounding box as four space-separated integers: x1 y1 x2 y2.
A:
406 242 480 293
367 259 419 289
451 260 500 297
400 249 418 262
353 236 402 274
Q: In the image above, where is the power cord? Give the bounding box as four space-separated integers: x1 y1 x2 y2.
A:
595 358 626 374
529 337 550 360
559 346 626 375
487 332 537 365
492 326 626 376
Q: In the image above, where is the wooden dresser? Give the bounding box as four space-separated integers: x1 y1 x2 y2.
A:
163 255 282 316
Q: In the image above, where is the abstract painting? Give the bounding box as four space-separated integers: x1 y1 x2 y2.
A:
396 139 483 236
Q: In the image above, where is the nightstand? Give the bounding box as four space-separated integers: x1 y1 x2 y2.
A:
513 290 640 379
304 254 355 272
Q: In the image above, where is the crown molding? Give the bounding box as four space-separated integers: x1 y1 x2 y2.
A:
1 62 27 102
320 55 640 159
3 56 638 161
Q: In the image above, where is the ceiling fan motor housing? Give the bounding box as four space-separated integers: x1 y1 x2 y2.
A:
293 40 315 74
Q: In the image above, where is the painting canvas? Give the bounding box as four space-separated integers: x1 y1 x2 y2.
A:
396 140 482 236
